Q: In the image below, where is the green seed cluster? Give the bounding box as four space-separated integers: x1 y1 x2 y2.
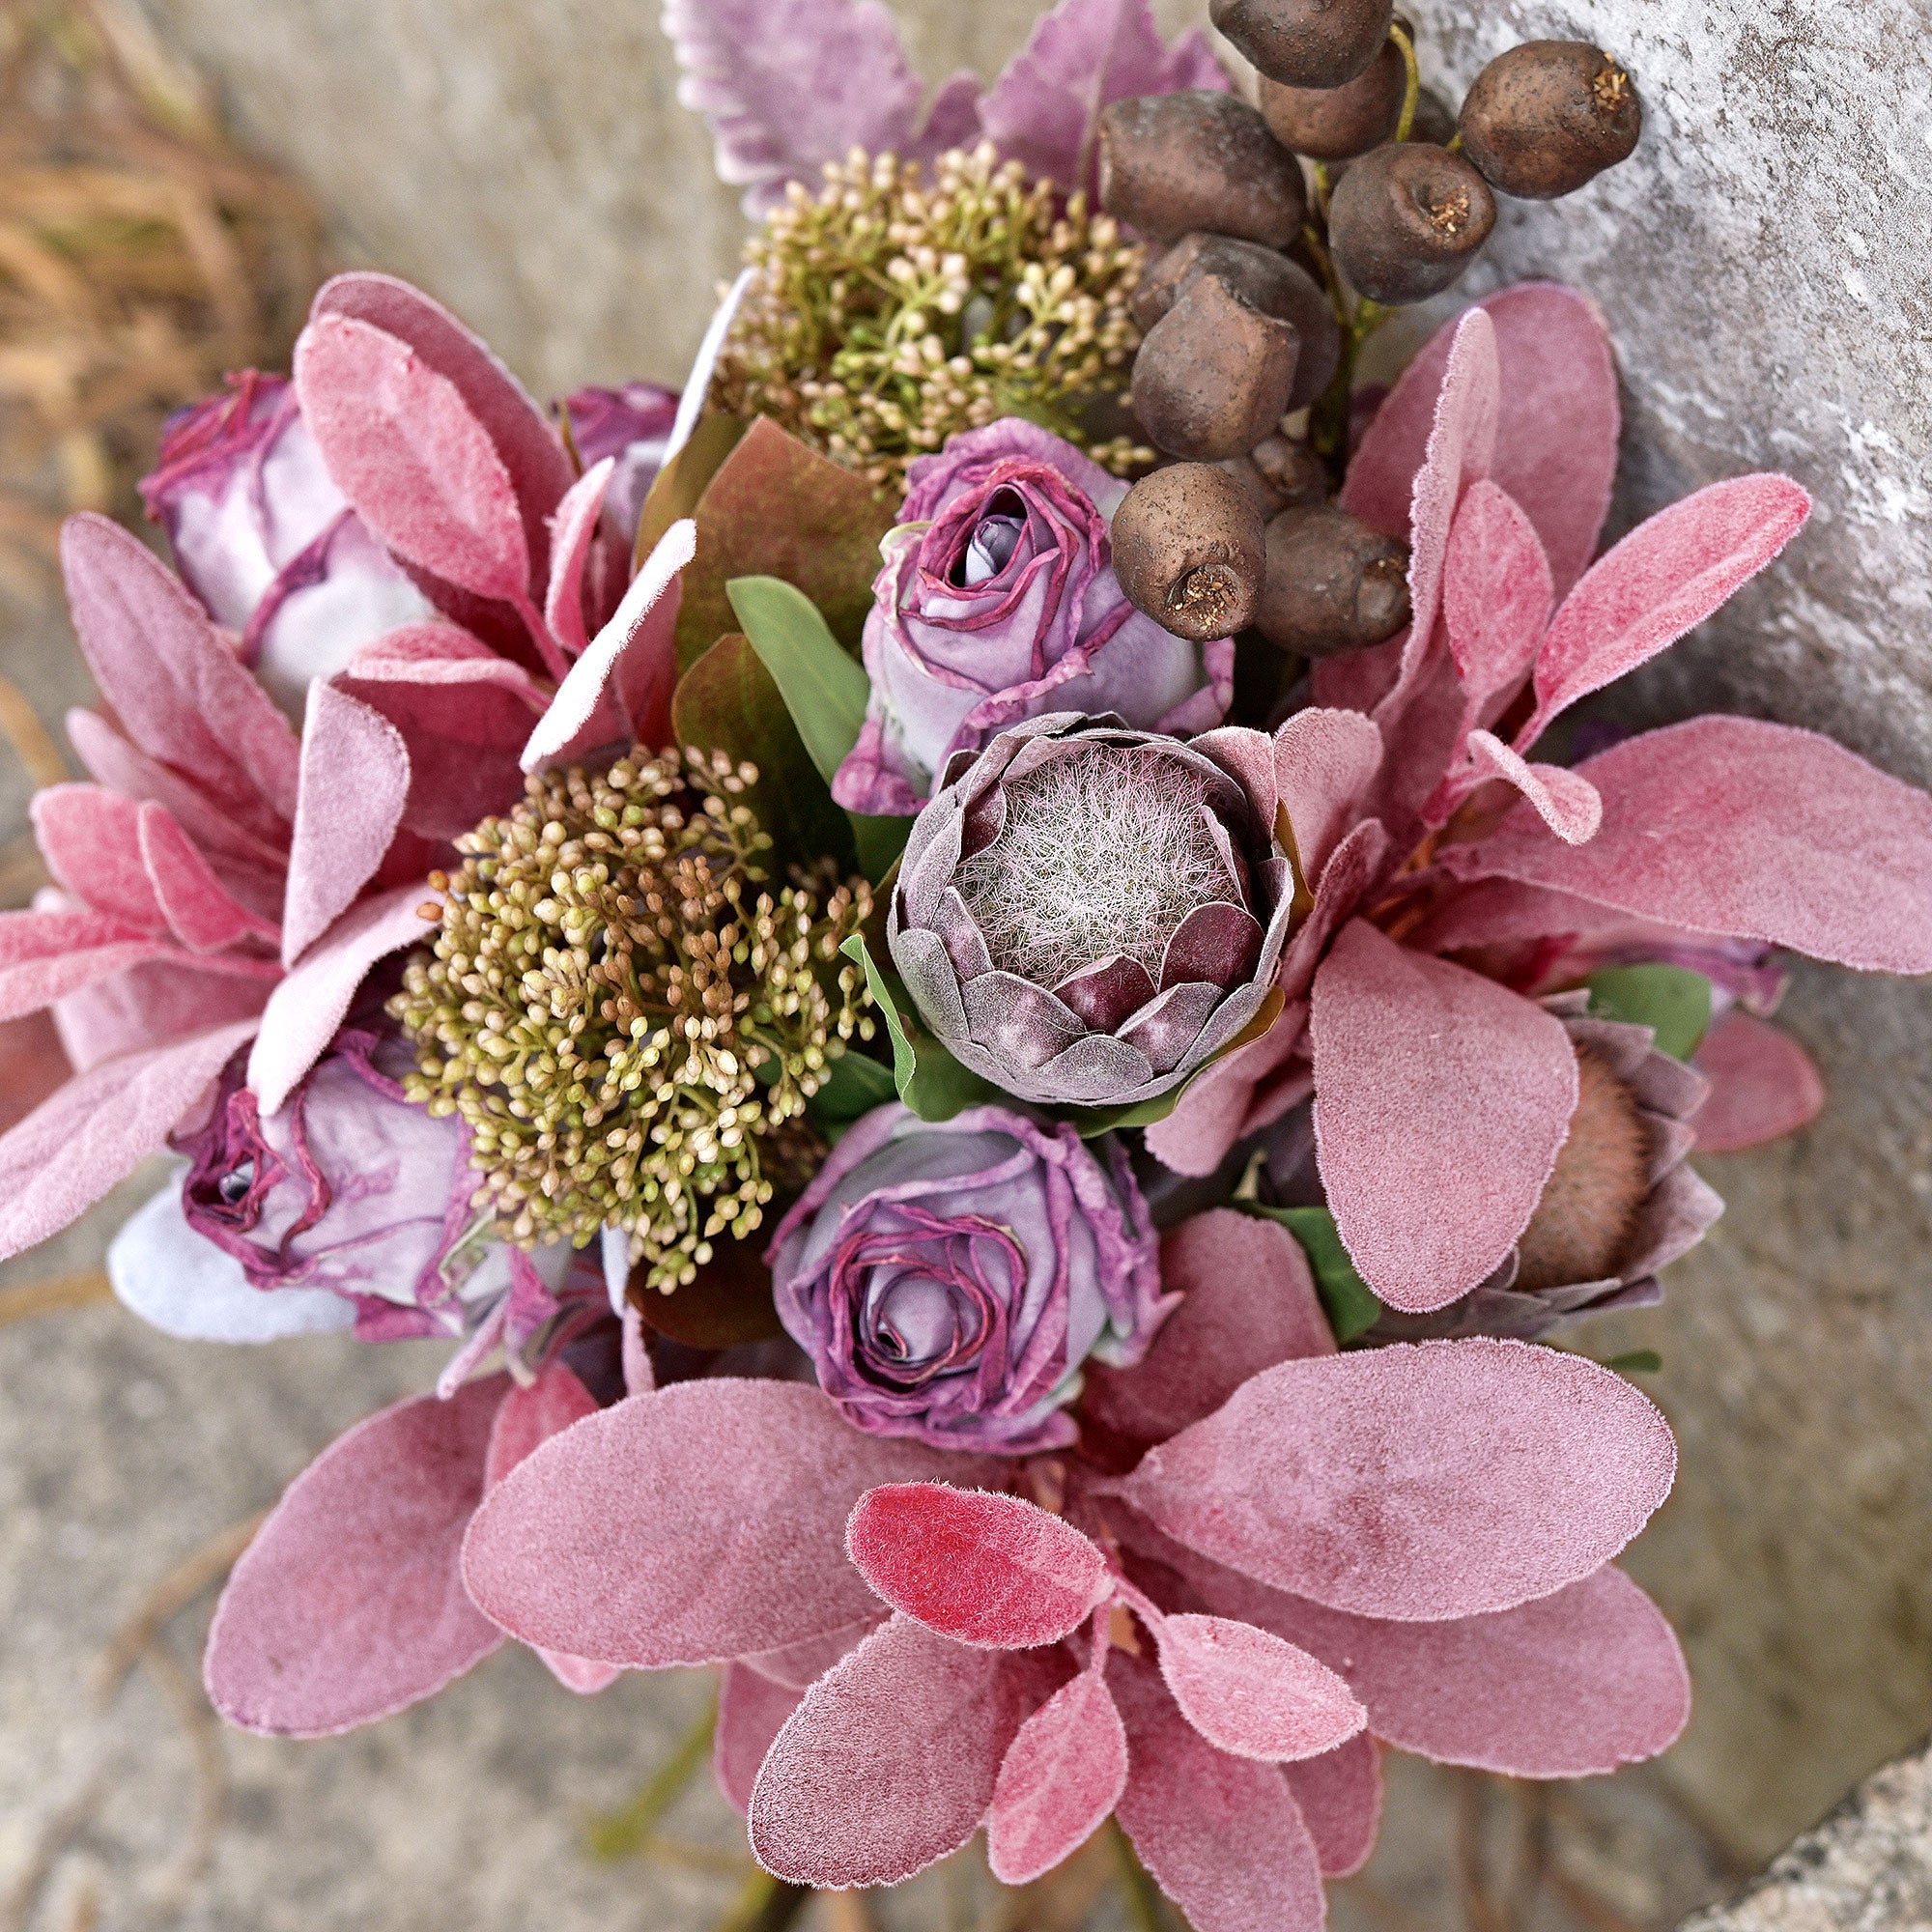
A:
390 749 874 1292
711 141 1151 494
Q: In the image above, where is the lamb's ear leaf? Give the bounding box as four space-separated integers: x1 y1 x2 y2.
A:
1245 1204 1383 1345
838 932 1001 1122
670 631 856 874
1585 964 1712 1063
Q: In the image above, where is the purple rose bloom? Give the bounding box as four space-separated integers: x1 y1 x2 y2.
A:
766 1102 1172 1452
832 420 1233 815
140 373 436 717
559 381 680 545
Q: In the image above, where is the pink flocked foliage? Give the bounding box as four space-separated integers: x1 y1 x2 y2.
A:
461 1208 1691 1926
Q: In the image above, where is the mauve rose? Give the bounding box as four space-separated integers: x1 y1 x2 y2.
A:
560 381 680 544
140 373 435 717
766 1101 1172 1452
832 420 1233 815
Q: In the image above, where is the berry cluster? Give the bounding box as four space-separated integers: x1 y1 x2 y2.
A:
1102 0 1641 659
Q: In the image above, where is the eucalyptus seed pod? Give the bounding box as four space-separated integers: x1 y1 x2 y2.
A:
1209 0 1394 88
1256 502 1409 657
1097 91 1307 247
1131 233 1340 408
1133 272 1301 461
1113 463 1267 642
1258 39 1405 159
1459 41 1642 198
1328 142 1495 303
1222 434 1329 519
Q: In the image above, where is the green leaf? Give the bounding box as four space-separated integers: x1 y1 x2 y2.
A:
1585 964 1713 1061
632 412 746 568
839 933 1002 1122
670 632 856 875
1247 1204 1383 1345
1605 1349 1662 1376
727 576 871 784
849 811 912 886
806 1047 899 1125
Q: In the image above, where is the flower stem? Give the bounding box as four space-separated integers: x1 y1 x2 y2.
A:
1390 20 1421 143
1114 1822 1171 1932
584 1689 719 1860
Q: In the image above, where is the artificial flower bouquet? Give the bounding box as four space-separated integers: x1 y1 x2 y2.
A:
7 0 1932 1924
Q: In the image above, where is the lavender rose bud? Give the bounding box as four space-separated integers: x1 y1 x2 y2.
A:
140 374 434 717
889 712 1295 1107
766 1102 1171 1452
559 381 680 545
832 420 1234 816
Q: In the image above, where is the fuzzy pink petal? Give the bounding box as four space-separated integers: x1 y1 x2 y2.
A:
717 1663 806 1814
1120 1339 1675 1621
543 455 613 658
461 1380 980 1667
0 909 190 1026
987 1667 1127 1886
1342 284 1619 602
281 683 411 964
59 514 299 831
1283 1733 1381 1878
294 314 531 605
1155 1614 1365 1762
205 1378 507 1737
1519 475 1811 749
748 1613 1026 1886
31 784 163 929
0 1017 258 1262
1082 1209 1332 1448
1691 1010 1826 1151
136 804 279 952
1111 1656 1325 1932
310 272 573 568
246 883 433 1113
1462 730 1603 845
847 1484 1111 1649
1442 717 1932 973
1442 480 1553 719
1311 919 1578 1312
1273 707 1384 882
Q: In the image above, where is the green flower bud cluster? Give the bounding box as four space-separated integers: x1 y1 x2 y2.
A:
711 141 1151 494
391 749 874 1292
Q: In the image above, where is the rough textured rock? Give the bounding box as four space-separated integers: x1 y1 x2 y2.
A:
1681 1740 1932 1932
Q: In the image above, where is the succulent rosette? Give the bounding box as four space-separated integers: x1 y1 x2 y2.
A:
889 713 1294 1108
833 421 1232 813
767 1102 1170 1450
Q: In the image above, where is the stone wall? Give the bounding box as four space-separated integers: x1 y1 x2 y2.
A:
92 0 1932 1871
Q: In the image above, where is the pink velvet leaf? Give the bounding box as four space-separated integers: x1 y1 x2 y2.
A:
247 883 434 1113
1691 1010 1826 1151
986 1667 1127 1886
1154 1613 1366 1762
0 909 192 1027
1310 918 1578 1312
1120 1338 1676 1621
462 1380 976 1667
716 1662 807 1814
1283 1733 1382 1878
543 456 614 659
1519 474 1812 749
205 1378 507 1737
309 272 574 569
1273 707 1383 884
1111 1655 1326 1932
1440 717 1932 974
59 514 299 832
749 1613 1025 1887
1462 730 1604 845
31 784 164 931
847 1484 1111 1649
137 802 280 952
1442 480 1552 720
294 313 531 607
1081 1208 1333 1449
0 1016 259 1263
1341 283 1619 602
282 682 412 965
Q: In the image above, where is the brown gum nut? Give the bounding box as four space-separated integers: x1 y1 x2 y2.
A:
1259 40 1405 160
1131 233 1341 409
1459 41 1642 199
1132 272 1301 462
1097 92 1307 248
1255 501 1410 657
1328 142 1496 303
1209 0 1394 88
1112 463 1267 642
1221 435 1328 519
